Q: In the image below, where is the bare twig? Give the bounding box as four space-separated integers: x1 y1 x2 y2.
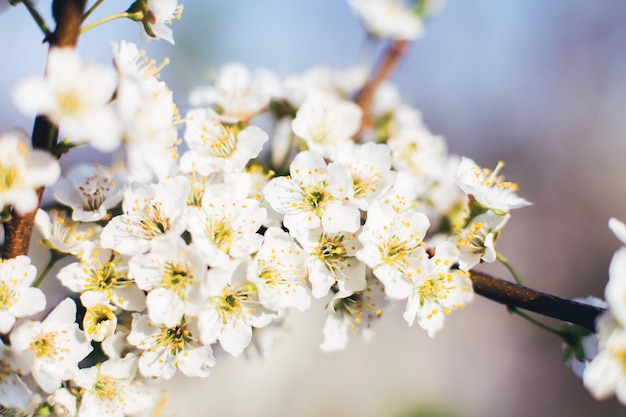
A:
357 39 411 130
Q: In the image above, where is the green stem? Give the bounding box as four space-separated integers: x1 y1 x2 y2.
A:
22 0 53 38
82 0 104 22
510 307 563 337
497 251 523 285
80 11 134 33
32 251 67 287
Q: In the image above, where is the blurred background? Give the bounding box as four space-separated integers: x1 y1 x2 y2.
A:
2 1 626 416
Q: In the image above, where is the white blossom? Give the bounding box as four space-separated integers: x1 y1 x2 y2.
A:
180 108 269 175
321 275 386 351
100 176 190 256
129 236 207 327
456 157 531 213
263 151 360 234
186 185 266 268
13 47 121 152
35 209 98 256
127 314 215 379
402 242 473 337
248 227 310 312
10 298 93 393
291 92 362 159
197 261 275 356
189 62 280 122
0 255 46 334
74 355 154 417
54 163 125 222
356 202 430 298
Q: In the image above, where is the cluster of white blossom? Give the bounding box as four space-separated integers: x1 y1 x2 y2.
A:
0 0 557 416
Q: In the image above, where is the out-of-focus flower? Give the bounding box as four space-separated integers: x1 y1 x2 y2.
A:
0 130 60 215
13 48 121 152
348 0 424 40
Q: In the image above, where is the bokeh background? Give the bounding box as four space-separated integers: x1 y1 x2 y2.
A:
2 1 626 416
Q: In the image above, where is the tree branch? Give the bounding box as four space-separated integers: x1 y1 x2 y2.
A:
469 270 605 332
2 0 86 259
357 39 411 130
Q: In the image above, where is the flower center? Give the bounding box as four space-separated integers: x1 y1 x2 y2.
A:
155 319 194 355
57 90 84 116
138 200 170 237
0 282 15 310
0 162 20 192
162 261 193 298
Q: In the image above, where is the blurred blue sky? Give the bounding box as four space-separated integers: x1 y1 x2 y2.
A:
2 1 626 416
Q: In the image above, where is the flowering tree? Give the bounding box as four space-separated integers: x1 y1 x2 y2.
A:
0 0 623 415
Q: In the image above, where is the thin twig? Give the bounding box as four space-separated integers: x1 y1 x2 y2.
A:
357 39 411 130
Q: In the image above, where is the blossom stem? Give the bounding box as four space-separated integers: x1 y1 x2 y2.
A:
21 0 53 39
82 0 104 22
2 0 86 260
509 307 564 337
496 251 524 285
80 12 135 33
32 251 67 288
357 39 411 130
469 270 605 332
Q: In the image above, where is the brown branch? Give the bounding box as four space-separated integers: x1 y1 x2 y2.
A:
2 0 86 259
469 270 605 332
357 39 411 130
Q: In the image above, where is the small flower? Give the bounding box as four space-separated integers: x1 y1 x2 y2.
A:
57 247 145 312
81 294 118 342
333 142 394 211
356 202 430 298
0 130 60 215
347 0 424 41
127 314 214 379
320 275 386 352
130 0 183 45
452 211 510 272
129 236 207 327
54 163 125 222
0 255 46 334
456 157 531 213
248 227 310 312
189 63 280 122
100 176 190 256
186 185 266 268
10 298 93 393
403 242 474 337
291 92 362 159
296 227 366 298
198 261 275 356
263 151 360 234
35 209 98 256
13 48 122 152
73 355 155 417
180 108 269 175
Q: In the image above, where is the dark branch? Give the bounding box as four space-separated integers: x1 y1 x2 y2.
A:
469 270 606 332
2 0 86 259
